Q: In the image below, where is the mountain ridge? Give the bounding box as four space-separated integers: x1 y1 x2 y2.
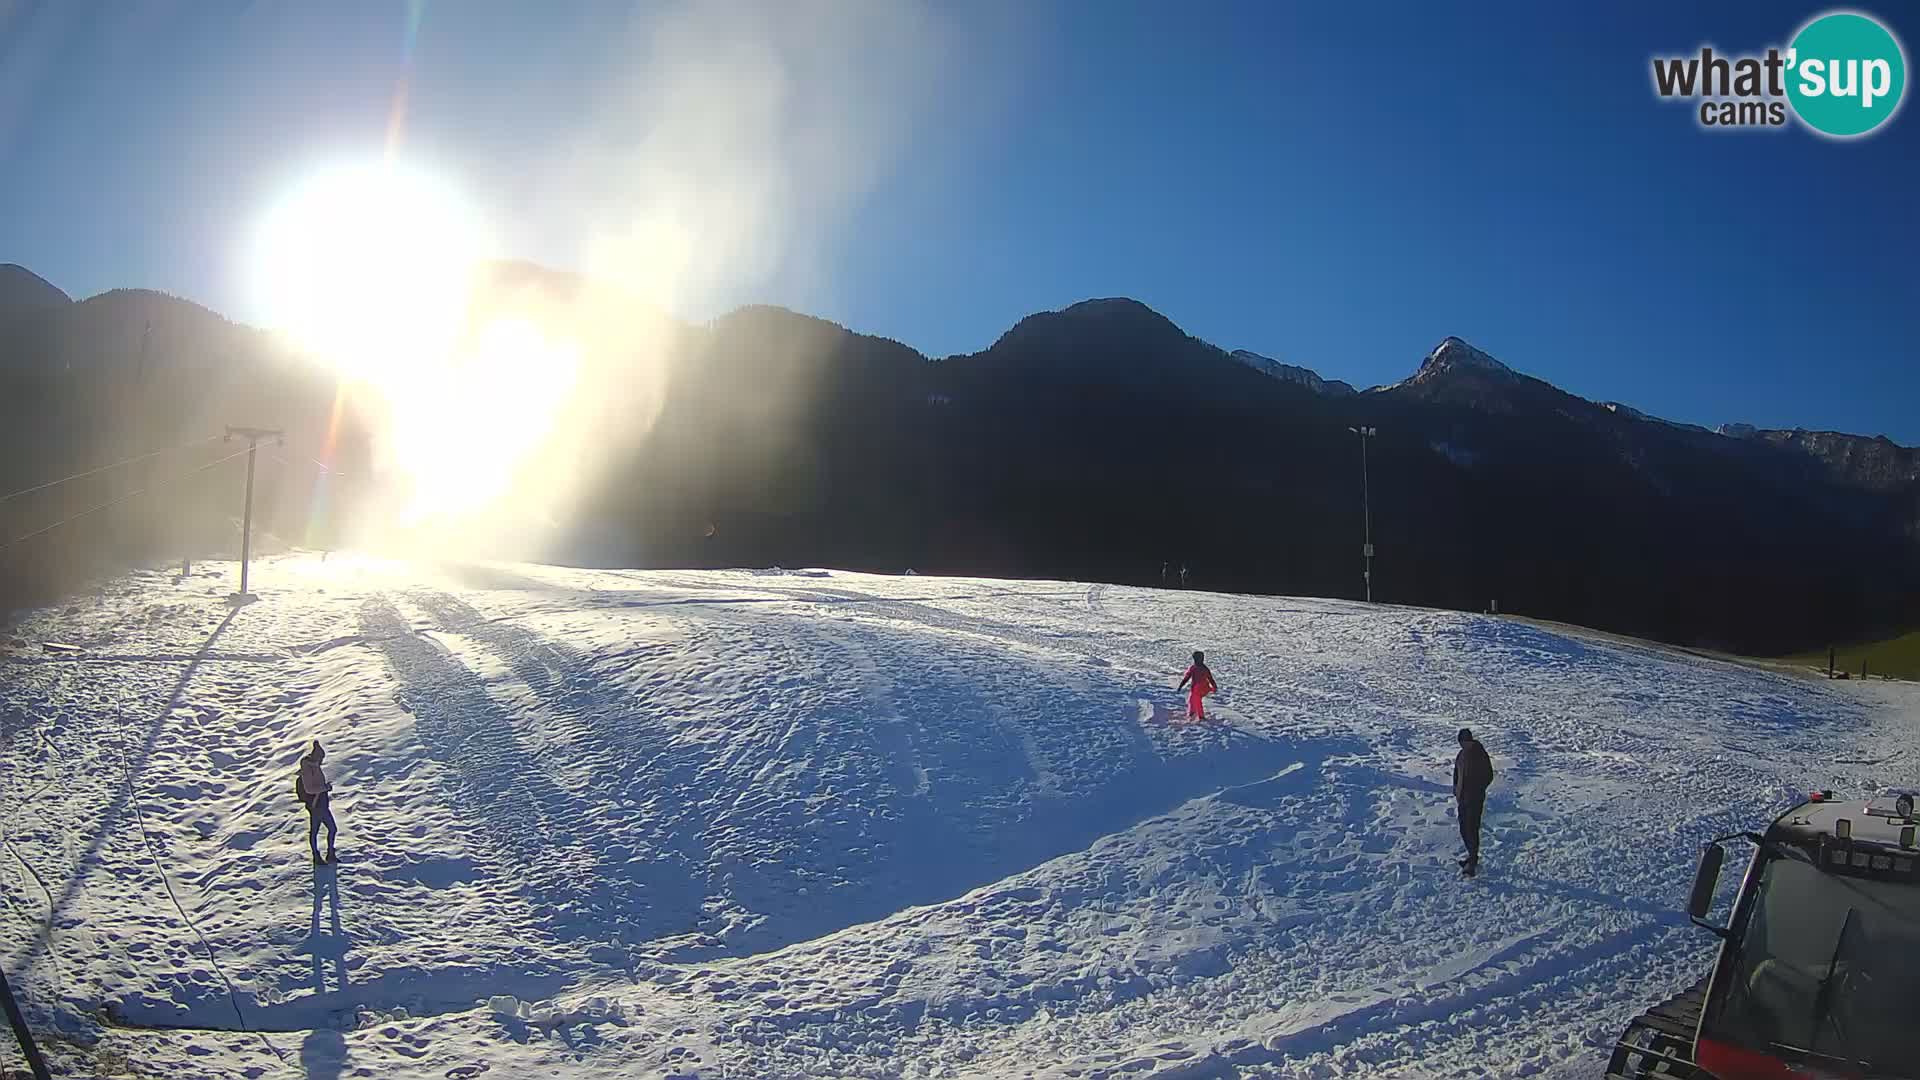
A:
0 262 73 324
3 259 1914 653
3 261 1908 450
1228 349 1358 397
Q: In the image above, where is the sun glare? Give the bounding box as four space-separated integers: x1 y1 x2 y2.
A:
390 318 582 522
253 161 488 381
252 162 581 526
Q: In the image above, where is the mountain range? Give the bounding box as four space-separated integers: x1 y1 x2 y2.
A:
2 261 1914 655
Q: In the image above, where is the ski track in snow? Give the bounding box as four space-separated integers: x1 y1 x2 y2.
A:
0 553 1915 1079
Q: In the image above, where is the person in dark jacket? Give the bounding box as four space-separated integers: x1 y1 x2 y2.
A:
1452 728 1494 876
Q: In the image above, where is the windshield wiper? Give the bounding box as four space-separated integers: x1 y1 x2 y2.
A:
1808 907 1864 1069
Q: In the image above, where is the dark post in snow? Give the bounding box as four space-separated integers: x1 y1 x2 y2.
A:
1348 426 1377 602
225 426 284 599
0 962 52 1080
1829 646 1836 678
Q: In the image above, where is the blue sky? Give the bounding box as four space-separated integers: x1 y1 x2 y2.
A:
2 1 1915 440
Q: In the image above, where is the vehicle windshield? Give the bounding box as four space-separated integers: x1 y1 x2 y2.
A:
1711 852 1920 1073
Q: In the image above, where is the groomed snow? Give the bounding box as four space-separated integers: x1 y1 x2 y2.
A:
2 554 1914 1079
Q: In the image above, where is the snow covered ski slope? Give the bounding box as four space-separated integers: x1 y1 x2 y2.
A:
2 554 1915 1079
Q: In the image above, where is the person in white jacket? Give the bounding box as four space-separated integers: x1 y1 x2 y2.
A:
297 740 337 864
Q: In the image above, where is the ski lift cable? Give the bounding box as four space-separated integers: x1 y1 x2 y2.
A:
1 444 255 550
0 434 224 504
114 721 287 1063
269 451 345 477
0 839 64 990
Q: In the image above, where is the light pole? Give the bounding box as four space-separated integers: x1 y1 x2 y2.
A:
1347 426 1376 602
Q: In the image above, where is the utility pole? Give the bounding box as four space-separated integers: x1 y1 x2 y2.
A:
1348 426 1377 602
225 426 284 599
1 962 52 1080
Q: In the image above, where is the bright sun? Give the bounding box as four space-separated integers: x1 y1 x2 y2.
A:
253 160 489 380
252 161 579 524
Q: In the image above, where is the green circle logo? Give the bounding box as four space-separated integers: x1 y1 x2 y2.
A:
1787 12 1907 137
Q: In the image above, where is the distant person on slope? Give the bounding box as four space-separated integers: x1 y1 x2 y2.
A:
1177 651 1219 722
1453 728 1495 877
297 740 338 865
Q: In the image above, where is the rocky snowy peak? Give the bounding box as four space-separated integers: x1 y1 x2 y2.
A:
1381 336 1549 413
1228 349 1357 397
1411 335 1517 382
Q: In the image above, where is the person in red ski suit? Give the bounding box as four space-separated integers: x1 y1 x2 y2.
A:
1176 650 1218 721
